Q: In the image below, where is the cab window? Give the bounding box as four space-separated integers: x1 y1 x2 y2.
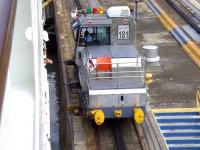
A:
78 26 110 46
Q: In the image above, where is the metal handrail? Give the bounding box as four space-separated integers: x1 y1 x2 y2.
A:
94 61 143 65
82 46 146 88
88 60 145 81
90 70 145 75
90 76 145 80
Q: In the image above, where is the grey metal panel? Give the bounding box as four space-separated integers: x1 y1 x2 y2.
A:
90 78 118 89
76 47 88 66
109 45 138 58
80 14 112 27
89 78 144 89
89 94 118 107
111 18 134 45
86 14 109 20
181 0 200 18
182 25 200 42
87 45 138 58
89 92 147 108
87 46 111 58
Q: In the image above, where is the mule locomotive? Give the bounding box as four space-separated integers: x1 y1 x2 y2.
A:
74 6 148 125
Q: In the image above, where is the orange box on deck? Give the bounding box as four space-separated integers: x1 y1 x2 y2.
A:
96 57 112 72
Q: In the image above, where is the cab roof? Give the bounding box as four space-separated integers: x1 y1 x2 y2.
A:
80 14 112 27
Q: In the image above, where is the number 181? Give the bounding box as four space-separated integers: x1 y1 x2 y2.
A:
119 31 129 39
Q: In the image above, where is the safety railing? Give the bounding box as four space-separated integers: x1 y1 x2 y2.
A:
89 61 145 79
79 46 146 89
78 47 90 88
87 60 146 89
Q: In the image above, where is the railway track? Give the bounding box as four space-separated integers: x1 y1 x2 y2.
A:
181 0 200 20
92 123 102 150
146 0 200 68
72 117 144 150
166 0 200 33
91 119 143 150
112 121 126 150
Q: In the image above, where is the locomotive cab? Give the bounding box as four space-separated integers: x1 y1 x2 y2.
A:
76 15 111 46
78 24 111 46
75 6 147 125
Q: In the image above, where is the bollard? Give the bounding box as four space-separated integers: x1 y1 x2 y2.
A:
143 45 160 63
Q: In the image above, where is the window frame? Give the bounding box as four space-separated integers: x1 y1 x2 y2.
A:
78 26 111 46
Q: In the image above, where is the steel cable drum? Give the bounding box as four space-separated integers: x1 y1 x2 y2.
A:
0 0 12 56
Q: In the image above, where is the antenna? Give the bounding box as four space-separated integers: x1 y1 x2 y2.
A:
133 19 137 56
134 0 139 21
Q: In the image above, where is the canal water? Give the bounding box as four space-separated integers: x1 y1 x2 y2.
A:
46 33 61 150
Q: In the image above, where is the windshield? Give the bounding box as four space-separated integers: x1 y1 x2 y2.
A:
78 26 110 46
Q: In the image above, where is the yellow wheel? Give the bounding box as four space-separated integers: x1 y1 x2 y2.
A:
133 108 144 124
94 110 105 125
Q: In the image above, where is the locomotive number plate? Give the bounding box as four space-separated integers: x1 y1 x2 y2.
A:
118 25 129 40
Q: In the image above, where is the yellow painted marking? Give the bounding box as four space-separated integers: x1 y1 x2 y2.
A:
196 89 200 112
157 11 177 31
42 0 52 9
152 108 199 113
182 41 200 68
67 104 80 110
